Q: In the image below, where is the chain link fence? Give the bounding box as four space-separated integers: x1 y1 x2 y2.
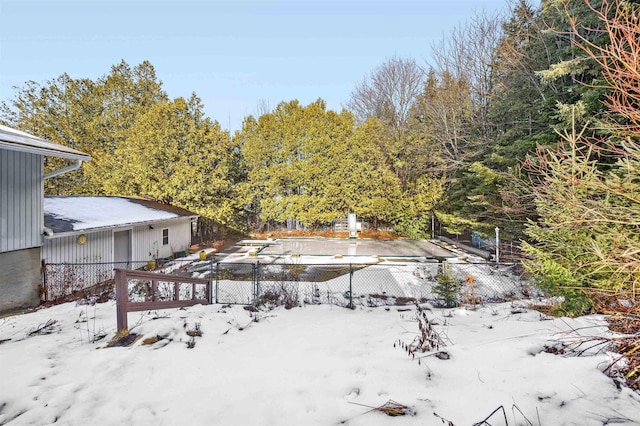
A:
42 259 196 303
215 261 535 308
43 258 537 308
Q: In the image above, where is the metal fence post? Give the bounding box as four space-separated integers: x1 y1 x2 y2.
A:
495 226 500 264
348 263 354 309
208 258 214 304
251 262 255 303
215 262 219 304
255 261 261 303
41 261 48 302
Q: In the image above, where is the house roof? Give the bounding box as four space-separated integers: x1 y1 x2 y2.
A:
0 124 92 161
44 196 198 235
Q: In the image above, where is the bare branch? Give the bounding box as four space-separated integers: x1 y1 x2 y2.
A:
345 55 425 141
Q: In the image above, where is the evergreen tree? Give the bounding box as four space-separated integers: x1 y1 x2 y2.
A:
84 60 169 193
0 60 168 195
433 0 612 239
522 0 640 315
103 96 242 229
240 99 351 229
237 100 429 231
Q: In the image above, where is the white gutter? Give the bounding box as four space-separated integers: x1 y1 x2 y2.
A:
44 159 84 179
44 160 82 179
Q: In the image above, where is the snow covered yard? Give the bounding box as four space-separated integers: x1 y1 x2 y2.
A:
1 301 639 425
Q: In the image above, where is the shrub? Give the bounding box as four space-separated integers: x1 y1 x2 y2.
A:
256 282 300 310
395 302 447 363
433 264 459 308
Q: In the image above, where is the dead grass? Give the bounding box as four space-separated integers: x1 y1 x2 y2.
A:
584 290 639 390
142 336 160 345
349 400 415 417
589 290 639 315
106 330 142 348
536 289 640 391
395 302 447 364
27 319 60 336
604 312 640 391
607 334 640 391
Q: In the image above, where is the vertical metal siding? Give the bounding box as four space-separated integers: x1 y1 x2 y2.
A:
168 219 192 254
40 219 194 264
41 230 113 264
0 150 7 251
132 225 158 261
132 218 193 260
0 150 43 252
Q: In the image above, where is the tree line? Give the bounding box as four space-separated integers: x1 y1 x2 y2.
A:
2 0 638 313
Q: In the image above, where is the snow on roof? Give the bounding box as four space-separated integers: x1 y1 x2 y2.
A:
44 196 197 233
0 124 91 161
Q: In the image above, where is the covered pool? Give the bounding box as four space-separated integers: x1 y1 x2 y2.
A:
252 238 457 258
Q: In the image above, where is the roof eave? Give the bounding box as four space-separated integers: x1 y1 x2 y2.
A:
43 215 199 239
0 134 92 161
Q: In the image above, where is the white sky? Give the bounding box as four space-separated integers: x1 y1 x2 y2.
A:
0 0 510 133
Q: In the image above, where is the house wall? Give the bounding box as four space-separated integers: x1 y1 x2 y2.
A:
0 149 43 252
41 230 113 264
42 217 194 264
40 218 194 301
0 248 41 311
132 217 193 260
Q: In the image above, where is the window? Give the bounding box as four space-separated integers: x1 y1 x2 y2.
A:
162 228 169 246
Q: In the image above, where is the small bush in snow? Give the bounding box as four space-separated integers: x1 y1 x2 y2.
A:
433 265 460 308
257 283 300 310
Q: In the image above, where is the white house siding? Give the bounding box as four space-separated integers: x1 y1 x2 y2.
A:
162 218 193 257
42 219 194 265
42 230 114 300
132 217 193 261
41 218 194 301
0 149 43 252
41 230 113 264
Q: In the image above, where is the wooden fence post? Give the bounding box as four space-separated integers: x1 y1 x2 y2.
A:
151 280 157 301
115 269 128 331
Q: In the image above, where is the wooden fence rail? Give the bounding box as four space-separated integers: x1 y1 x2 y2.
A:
115 268 210 331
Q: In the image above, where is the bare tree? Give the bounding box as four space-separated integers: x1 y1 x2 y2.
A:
255 98 273 117
430 9 503 135
345 55 425 141
412 9 503 172
414 70 476 171
568 0 640 137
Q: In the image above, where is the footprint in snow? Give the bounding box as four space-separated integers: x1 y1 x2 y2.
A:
344 388 360 400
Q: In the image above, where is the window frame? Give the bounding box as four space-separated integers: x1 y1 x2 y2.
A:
162 228 169 246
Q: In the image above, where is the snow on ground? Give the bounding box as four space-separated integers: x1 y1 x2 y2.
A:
1 301 639 425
